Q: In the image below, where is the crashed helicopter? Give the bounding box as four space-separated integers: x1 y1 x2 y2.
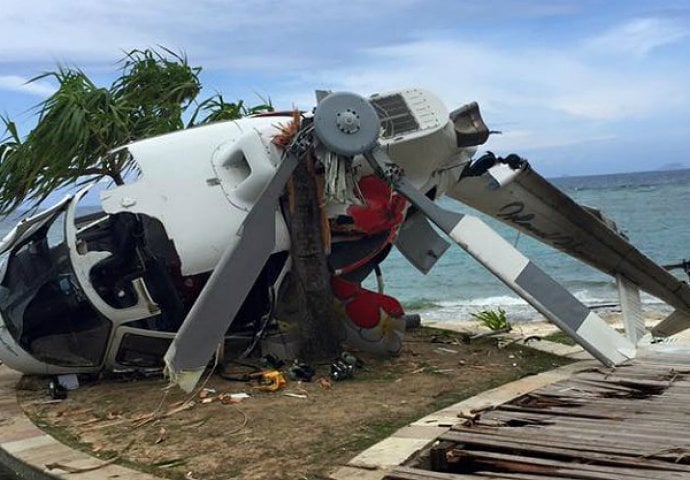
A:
1 88 689 392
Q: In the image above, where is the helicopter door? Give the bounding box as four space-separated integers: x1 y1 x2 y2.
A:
65 187 159 327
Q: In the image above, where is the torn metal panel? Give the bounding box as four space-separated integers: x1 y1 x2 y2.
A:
395 208 451 274
100 118 290 276
0 195 113 375
66 186 156 326
0 195 72 255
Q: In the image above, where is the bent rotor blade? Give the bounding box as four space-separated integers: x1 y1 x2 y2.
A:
164 153 298 392
447 161 690 328
365 150 635 366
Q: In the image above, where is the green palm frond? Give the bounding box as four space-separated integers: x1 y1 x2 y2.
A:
188 93 275 126
0 47 269 215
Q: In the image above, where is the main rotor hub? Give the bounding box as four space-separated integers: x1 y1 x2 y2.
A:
314 92 380 157
336 109 361 134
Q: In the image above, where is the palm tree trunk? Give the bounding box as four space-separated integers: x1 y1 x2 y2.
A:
287 154 344 360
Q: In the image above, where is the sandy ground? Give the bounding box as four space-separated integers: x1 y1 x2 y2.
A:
17 327 570 480
427 309 671 339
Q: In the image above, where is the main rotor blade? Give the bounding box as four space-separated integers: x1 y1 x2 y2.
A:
164 153 298 392
447 161 690 322
365 150 635 366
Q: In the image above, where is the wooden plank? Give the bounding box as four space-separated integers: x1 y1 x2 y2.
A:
475 409 690 433
440 431 690 472
384 466 497 480
448 422 690 458
459 422 689 451
451 449 688 479
472 473 591 480
495 404 622 419
520 394 690 409
443 429 687 462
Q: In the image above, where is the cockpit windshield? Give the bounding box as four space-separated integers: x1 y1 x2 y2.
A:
0 207 111 367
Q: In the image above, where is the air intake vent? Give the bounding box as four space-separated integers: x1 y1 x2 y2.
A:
370 94 419 138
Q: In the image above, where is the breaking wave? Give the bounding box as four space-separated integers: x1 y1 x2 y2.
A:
403 289 670 324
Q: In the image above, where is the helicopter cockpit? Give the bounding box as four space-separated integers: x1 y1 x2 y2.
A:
0 200 111 372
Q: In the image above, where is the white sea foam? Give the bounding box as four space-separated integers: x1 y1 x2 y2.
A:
409 288 672 324
436 296 528 307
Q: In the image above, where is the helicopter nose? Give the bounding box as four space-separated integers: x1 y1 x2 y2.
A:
0 311 51 375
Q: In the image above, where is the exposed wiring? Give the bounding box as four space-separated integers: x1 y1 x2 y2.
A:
374 264 385 294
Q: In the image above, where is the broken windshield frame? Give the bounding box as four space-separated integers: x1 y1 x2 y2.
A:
0 204 111 367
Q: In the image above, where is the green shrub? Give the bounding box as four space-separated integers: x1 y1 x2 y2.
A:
471 308 511 331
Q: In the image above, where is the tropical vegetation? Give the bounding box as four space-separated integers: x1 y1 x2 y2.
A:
471 307 512 331
0 47 272 215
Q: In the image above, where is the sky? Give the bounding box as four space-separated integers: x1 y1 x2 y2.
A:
2 0 690 177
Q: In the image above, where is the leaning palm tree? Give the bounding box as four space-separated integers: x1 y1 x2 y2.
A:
0 48 271 215
0 48 200 214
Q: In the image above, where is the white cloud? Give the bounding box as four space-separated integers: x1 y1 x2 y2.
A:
486 129 616 153
0 75 54 97
0 0 422 67
550 80 686 120
585 17 690 57
280 36 690 121
1 2 689 175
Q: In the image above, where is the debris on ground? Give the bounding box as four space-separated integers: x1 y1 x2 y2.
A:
288 362 315 382
256 370 286 392
20 327 571 480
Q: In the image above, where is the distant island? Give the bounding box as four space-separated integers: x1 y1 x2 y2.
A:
659 162 688 170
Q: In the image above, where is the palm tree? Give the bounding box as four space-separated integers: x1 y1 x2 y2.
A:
0 48 271 215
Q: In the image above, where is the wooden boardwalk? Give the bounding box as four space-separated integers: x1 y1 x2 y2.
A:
385 352 690 480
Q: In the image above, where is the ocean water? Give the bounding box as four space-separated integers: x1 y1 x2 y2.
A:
363 168 690 323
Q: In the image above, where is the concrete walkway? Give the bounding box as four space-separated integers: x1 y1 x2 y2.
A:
0 366 157 480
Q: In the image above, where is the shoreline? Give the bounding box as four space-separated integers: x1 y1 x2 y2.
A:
404 297 674 323
423 308 670 343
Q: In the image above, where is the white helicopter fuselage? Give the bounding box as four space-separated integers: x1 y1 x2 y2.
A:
0 88 471 375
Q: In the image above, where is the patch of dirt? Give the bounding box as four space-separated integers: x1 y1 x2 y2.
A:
18 328 571 480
